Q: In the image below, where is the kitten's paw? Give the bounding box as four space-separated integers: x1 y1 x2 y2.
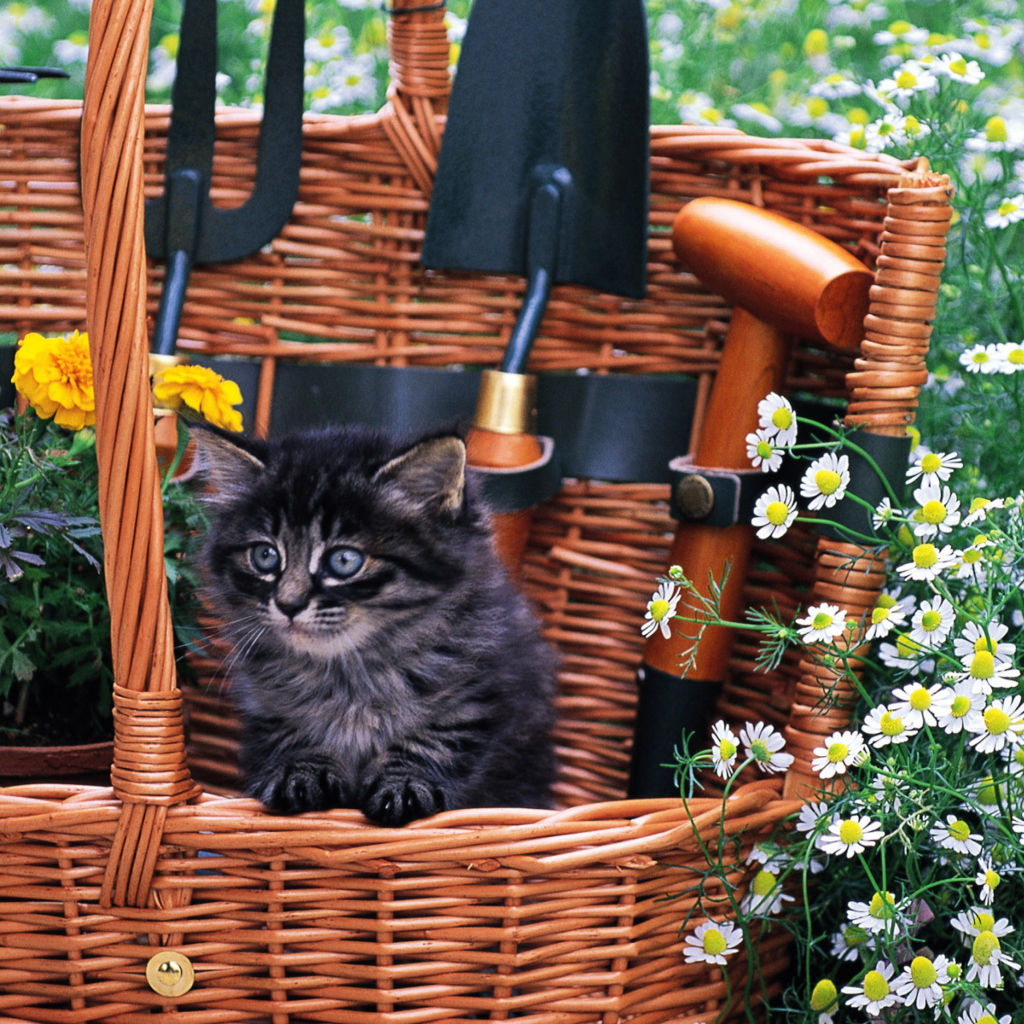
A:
361 772 448 827
255 756 348 814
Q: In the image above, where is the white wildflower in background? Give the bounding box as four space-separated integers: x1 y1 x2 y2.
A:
906 448 963 483
800 452 851 510
683 919 743 964
795 801 831 837
745 427 784 472
811 729 866 779
741 865 794 915
842 960 899 1015
911 481 961 537
863 703 919 746
967 695 1024 752
865 589 913 639
891 681 954 728
878 60 937 99
960 342 1001 372
961 649 1021 695
959 1001 1012 1024
966 928 1019 988
975 857 1002 905
831 924 871 961
752 483 798 539
872 496 899 530
892 954 953 1010
878 634 934 675
897 542 958 582
739 721 794 773
757 392 798 446
935 681 985 735
955 620 1016 665
933 51 985 85
908 596 956 647
796 602 848 643
984 193 1024 229
640 581 681 639
818 813 883 858
848 890 901 934
963 496 1006 524
994 339 1024 372
710 719 739 779
864 111 909 150
930 814 983 856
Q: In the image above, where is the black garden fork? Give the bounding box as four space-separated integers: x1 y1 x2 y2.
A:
144 0 305 356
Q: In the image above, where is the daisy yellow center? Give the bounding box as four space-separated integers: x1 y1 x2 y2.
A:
827 742 849 763
948 57 968 76
896 635 923 658
977 1016 998 1024
814 468 842 495
972 911 995 932
844 925 869 947
998 199 1020 217
876 593 897 609
985 115 1008 142
838 819 863 845
920 451 943 471
983 706 1010 735
963 548 983 564
921 500 947 524
752 869 777 896
947 819 971 842
880 711 904 736
972 930 999 966
812 612 834 631
810 979 837 1012
978 777 1001 805
1009 349 1024 364
765 500 790 526
862 970 889 1000
972 350 991 365
985 869 1000 890
718 738 736 759
702 928 728 956
971 651 996 680
912 543 938 568
756 440 774 459
771 407 793 430
871 606 891 624
969 497 990 513
1015 747 1024 768
869 892 895 919
909 955 937 988
951 695 972 718
896 70 918 88
974 635 997 654
750 739 771 762
909 687 931 711
649 599 671 622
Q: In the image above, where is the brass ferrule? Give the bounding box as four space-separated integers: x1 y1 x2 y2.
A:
472 369 538 435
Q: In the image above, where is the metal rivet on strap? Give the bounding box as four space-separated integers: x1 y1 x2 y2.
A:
146 951 195 997
675 474 715 520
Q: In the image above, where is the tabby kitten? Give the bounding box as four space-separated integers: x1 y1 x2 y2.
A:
191 423 558 826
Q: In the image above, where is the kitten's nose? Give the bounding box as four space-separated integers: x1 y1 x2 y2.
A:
275 596 309 619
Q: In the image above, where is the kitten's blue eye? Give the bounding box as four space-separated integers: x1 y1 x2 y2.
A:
325 546 364 578
250 543 280 574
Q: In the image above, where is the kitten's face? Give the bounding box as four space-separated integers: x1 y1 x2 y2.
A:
192 426 474 662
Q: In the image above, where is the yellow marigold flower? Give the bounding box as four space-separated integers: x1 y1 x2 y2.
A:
12 330 96 431
153 364 244 432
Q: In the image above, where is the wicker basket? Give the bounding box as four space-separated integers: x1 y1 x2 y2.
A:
0 0 952 1020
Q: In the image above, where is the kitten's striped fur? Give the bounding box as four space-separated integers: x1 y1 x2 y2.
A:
192 424 557 826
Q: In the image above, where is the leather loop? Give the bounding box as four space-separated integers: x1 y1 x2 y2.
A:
471 435 561 513
667 454 765 527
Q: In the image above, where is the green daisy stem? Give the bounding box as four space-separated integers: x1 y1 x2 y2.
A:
793 515 884 547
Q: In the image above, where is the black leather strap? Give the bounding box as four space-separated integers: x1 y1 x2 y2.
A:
469 435 562 513
668 454 766 527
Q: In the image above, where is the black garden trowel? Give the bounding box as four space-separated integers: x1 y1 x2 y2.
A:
421 0 649 571
144 0 305 356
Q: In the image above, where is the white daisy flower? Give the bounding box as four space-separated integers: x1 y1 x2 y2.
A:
865 590 913 640
892 954 952 1010
897 542 958 582
952 908 1013 944
961 652 1021 696
682 919 743 965
890 681 954 729
751 483 798 540
955 540 991 583
795 801 831 837
877 61 937 99
963 496 1006 525
872 496 901 531
739 721 794 774
862 703 918 747
960 342 1002 372
818 813 883 858
959 1001 1011 1024
967 695 1024 752
984 194 1024 230
935 680 985 735
864 111 908 151
746 428 784 472
796 602 848 644
740 865 793 916
975 858 1002 906
994 340 1024 374
930 814 983 856
641 581 681 640
847 890 901 935
831 924 872 962
757 392 798 446
842 960 899 1015
873 22 929 47
878 634 934 676
810 72 862 99
908 596 956 647
710 720 739 779
811 729 866 779
800 452 851 511
933 51 985 85
911 481 961 537
906 448 963 483
954 621 1015 665
966 929 1020 988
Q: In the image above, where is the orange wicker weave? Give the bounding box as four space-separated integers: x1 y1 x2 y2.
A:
0 0 953 1020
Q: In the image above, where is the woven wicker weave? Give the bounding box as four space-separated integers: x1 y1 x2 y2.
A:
0 0 952 1020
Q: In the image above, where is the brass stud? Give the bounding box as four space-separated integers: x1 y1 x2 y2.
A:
146 950 195 997
675 474 715 521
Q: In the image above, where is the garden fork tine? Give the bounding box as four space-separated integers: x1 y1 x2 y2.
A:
144 0 305 356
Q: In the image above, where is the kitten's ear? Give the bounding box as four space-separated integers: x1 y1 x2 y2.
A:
189 424 266 505
374 436 466 517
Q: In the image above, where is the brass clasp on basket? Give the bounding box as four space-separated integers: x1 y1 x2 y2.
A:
146 950 195 997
